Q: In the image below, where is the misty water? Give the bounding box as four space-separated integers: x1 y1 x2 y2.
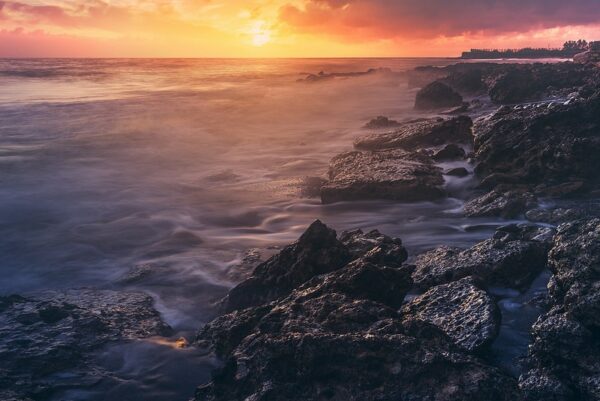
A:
0 58 551 400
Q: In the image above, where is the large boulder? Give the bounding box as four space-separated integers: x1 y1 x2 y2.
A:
0 290 171 400
412 224 552 291
415 81 464 110
520 219 600 401
222 220 351 312
320 149 445 204
354 116 473 151
402 277 500 353
474 93 600 195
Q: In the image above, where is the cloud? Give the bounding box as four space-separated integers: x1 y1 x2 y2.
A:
279 0 600 40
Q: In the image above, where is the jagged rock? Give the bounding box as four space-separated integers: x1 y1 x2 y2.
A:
222 220 351 312
412 224 551 291
197 260 414 357
520 219 600 401
196 261 519 401
446 167 470 177
415 81 464 110
320 149 445 204
195 327 520 401
0 290 171 400
464 190 538 218
339 228 408 266
402 277 500 353
432 144 466 161
363 116 401 129
354 116 473 151
474 93 600 194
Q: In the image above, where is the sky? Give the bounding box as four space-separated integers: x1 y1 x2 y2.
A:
0 0 599 57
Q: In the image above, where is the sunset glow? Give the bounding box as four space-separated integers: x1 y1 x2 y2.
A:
0 1 599 57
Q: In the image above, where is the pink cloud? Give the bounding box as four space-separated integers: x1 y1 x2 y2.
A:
280 0 600 40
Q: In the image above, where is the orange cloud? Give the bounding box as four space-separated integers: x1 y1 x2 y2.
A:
0 0 599 57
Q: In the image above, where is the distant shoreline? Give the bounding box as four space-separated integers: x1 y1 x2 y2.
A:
460 48 581 59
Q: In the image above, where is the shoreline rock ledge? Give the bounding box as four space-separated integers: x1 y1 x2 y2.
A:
194 220 523 401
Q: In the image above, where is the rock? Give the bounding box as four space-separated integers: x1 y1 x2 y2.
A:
0 289 171 400
520 219 600 400
446 167 470 177
464 190 538 219
415 81 464 110
402 277 500 353
488 69 537 104
354 116 473 151
474 91 600 195
574 49 600 65
525 207 587 225
195 328 520 401
363 116 401 129
338 228 408 266
222 220 351 312
412 224 551 291
320 149 445 204
432 144 466 161
196 255 519 401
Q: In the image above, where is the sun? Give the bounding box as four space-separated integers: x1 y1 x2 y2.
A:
249 21 271 47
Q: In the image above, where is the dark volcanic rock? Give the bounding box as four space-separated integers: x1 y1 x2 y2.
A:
446 167 470 177
432 143 466 161
339 228 408 266
222 220 351 312
464 189 538 219
415 81 464 110
363 116 402 129
520 219 600 401
0 290 171 400
320 149 445 204
473 93 600 195
197 257 519 400
354 116 473 151
402 277 500 353
412 224 552 291
196 327 520 401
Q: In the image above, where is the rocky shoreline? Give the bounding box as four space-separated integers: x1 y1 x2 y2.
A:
194 61 600 401
1 60 599 401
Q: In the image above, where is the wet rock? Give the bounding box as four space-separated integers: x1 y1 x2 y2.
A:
464 190 538 219
402 277 500 353
195 328 520 401
412 225 551 291
354 116 473 151
339 228 408 266
432 144 466 161
196 257 519 401
320 149 445 204
222 220 351 312
525 207 587 225
520 219 600 400
363 116 401 129
0 289 171 400
415 81 464 110
474 93 600 195
446 167 470 177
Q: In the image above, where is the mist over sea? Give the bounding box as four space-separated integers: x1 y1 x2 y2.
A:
0 58 550 400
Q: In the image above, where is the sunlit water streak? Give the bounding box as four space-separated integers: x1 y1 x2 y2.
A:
0 58 557 400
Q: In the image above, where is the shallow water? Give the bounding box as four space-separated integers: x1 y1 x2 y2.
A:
0 58 550 399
